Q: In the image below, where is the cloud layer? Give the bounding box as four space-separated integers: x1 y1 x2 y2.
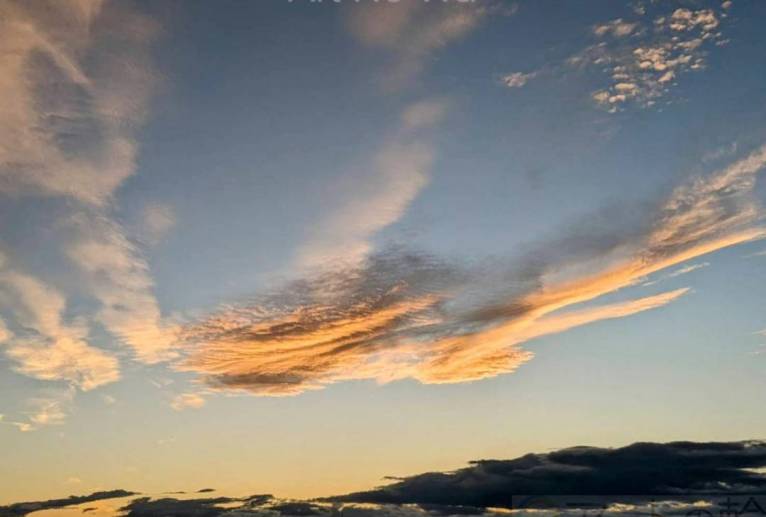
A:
179 144 766 396
332 440 766 507
6 441 765 517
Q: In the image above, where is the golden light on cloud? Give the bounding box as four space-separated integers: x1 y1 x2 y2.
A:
178 144 766 396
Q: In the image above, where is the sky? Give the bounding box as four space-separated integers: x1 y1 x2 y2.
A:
1 0 766 506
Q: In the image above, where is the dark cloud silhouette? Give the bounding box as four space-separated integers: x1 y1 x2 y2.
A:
121 496 239 517
4 443 766 517
119 494 336 517
330 441 766 508
0 490 136 517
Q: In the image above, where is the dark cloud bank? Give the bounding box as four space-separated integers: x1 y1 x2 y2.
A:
5 441 766 517
330 440 766 507
0 490 135 517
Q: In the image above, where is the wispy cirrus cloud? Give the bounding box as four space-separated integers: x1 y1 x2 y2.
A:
295 99 448 270
140 203 177 246
178 144 766 396
0 0 157 205
642 262 709 286
0 0 168 426
345 1 512 91
7 387 76 432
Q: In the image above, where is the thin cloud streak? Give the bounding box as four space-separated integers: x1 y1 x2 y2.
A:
294 99 448 270
345 2 509 91
179 144 766 396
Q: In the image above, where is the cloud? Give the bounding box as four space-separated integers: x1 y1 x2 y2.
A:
170 392 206 412
666 262 710 278
294 99 448 270
0 316 12 342
121 496 245 517
593 18 639 38
0 0 165 359
8 442 763 517
7 387 78 432
0 1 166 431
331 441 766 507
25 390 72 428
178 144 766 396
0 490 137 517
501 72 538 89
345 2 509 90
576 6 728 111
0 0 157 205
504 3 732 110
64 213 178 364
0 264 120 391
12 422 33 433
141 203 177 246
642 262 709 286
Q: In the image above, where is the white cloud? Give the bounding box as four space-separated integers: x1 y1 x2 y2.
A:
567 6 729 111
0 265 120 391
502 71 538 89
170 392 206 411
141 203 177 245
0 0 167 397
65 214 178 364
13 422 33 432
345 2 509 90
643 262 710 286
0 0 157 205
593 18 638 37
666 262 710 278
294 99 448 269
12 388 76 432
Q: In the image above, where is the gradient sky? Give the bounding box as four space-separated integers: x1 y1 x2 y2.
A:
1 0 766 505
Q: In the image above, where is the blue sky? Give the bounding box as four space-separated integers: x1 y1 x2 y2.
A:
0 0 765 503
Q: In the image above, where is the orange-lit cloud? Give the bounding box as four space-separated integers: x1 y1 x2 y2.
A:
179 144 766 396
